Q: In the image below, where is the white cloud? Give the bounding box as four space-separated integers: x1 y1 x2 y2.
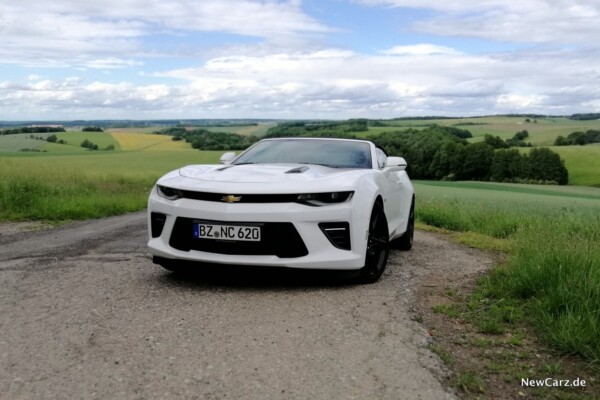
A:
355 0 600 44
0 1 330 68
2 46 599 119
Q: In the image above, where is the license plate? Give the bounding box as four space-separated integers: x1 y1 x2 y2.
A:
193 223 261 242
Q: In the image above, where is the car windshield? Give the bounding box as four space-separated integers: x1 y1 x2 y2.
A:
233 139 372 169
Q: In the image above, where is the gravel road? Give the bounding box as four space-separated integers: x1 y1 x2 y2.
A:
0 212 493 400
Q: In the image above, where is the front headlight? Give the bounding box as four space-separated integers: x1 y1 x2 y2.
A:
157 185 183 201
296 191 354 206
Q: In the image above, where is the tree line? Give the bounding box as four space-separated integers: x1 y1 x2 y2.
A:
155 127 259 150
156 123 569 185
1 127 65 135
554 130 600 146
370 127 568 185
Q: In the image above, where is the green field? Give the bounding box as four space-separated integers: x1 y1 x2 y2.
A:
550 144 600 187
0 133 56 152
0 130 123 154
414 180 600 362
0 149 221 221
204 124 276 136
367 116 600 146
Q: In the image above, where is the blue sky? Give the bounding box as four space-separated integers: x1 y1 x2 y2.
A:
1 0 599 120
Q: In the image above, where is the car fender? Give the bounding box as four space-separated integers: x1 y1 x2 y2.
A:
350 173 384 257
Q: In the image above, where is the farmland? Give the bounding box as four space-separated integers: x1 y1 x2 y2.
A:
0 144 221 221
363 116 600 187
365 116 600 146
204 123 275 136
414 180 600 363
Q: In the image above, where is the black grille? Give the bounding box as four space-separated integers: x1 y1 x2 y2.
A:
169 218 308 258
179 190 298 203
319 222 351 250
151 212 167 238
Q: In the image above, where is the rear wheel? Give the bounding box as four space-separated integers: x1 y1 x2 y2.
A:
392 198 414 251
358 202 389 284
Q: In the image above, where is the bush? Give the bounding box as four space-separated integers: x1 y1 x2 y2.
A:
80 139 98 150
82 126 104 132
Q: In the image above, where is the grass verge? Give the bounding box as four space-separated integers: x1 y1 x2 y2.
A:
0 150 222 221
414 181 600 398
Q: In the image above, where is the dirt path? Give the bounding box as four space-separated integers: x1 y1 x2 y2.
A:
0 212 494 399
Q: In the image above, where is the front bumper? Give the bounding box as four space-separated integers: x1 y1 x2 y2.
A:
147 191 366 270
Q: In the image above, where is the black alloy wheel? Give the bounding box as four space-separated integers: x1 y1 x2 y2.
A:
358 202 389 284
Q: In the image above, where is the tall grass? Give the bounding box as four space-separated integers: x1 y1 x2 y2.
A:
488 217 600 361
415 182 600 362
0 150 222 221
0 172 152 220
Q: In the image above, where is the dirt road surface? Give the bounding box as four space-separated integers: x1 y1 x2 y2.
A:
0 212 493 399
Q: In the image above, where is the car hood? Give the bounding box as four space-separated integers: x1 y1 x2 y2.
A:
157 163 369 193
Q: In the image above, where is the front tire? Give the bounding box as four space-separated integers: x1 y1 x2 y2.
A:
358 202 389 284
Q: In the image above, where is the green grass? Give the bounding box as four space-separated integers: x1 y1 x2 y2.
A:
0 150 222 221
454 370 486 394
551 145 600 187
415 181 600 362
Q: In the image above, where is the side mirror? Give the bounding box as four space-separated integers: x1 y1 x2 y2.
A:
219 152 236 164
385 157 407 170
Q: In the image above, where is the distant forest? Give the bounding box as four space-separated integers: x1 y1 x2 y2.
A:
158 121 568 185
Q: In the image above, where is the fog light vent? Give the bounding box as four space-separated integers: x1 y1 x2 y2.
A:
319 222 351 250
151 212 167 238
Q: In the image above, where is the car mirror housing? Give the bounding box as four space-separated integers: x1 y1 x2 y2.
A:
385 157 407 170
219 152 237 164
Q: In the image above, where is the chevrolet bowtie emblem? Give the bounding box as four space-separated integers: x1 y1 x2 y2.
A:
221 195 242 203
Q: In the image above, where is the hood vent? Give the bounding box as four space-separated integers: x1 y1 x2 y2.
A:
285 166 309 174
215 165 235 172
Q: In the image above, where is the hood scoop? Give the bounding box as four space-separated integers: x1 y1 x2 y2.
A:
285 166 309 174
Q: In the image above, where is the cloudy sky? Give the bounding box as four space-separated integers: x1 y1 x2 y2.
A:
1 0 599 120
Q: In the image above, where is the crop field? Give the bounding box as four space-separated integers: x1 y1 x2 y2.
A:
0 148 221 221
0 133 55 152
414 180 600 362
0 131 122 154
204 124 276 136
366 116 600 146
109 130 190 151
54 131 120 150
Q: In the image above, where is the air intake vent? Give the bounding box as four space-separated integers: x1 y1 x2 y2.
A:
151 212 167 238
319 222 351 250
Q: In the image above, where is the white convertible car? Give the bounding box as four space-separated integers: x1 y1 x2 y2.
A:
148 137 414 283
